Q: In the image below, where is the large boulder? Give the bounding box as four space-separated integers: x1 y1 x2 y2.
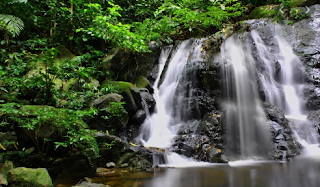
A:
172 112 224 163
95 133 155 171
8 167 53 187
49 153 96 186
263 102 301 160
100 41 161 84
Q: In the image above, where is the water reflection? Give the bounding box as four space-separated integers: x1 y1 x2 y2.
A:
141 158 320 187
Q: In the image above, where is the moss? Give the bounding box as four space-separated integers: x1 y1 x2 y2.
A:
102 81 135 94
289 0 319 7
63 78 78 91
0 161 14 186
133 76 149 88
8 167 53 187
56 45 75 60
248 5 280 19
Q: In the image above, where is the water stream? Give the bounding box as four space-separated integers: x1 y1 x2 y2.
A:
137 22 320 166
137 39 205 165
253 25 320 156
221 34 271 159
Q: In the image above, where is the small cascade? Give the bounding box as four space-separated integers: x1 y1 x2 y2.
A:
221 35 271 160
253 25 320 156
137 39 205 165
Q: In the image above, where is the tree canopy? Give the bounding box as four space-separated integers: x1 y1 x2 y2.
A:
0 0 255 53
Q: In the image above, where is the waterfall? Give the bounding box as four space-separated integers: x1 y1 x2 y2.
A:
252 25 320 156
137 39 205 165
221 34 271 160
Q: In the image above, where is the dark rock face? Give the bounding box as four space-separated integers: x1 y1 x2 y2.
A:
101 42 161 85
95 133 157 171
263 102 301 160
307 110 320 138
172 112 225 163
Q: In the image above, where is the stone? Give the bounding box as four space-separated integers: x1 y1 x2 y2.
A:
263 102 301 160
8 167 53 187
132 109 146 124
106 162 115 168
0 161 14 186
74 181 110 187
90 93 123 109
248 5 280 20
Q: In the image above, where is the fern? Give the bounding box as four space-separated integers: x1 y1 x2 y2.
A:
0 14 24 37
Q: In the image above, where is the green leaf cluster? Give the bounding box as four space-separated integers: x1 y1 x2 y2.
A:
0 103 99 162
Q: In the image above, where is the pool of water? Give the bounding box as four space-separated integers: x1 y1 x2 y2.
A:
80 156 320 187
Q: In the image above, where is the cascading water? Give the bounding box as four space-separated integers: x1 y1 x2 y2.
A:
137 39 205 165
221 34 271 160
252 24 320 156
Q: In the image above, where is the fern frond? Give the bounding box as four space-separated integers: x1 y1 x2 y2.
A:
0 14 24 37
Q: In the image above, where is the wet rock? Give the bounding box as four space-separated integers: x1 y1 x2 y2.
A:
132 110 146 124
75 181 110 187
280 4 320 111
172 112 224 162
140 88 156 113
263 102 301 160
307 110 320 136
8 167 53 187
95 133 157 171
304 84 320 110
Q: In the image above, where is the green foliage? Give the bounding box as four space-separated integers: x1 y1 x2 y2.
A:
289 8 310 20
0 14 24 37
0 103 100 162
76 2 149 52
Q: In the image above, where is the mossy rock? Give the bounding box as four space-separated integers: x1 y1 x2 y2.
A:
0 161 14 186
101 81 137 106
248 5 280 19
290 0 319 7
90 93 123 109
63 78 100 91
56 45 75 60
62 78 78 91
8 167 53 187
133 76 150 89
25 68 63 92
102 81 135 93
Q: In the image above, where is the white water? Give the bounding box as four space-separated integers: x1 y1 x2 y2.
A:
221 35 271 159
137 39 206 166
254 25 320 156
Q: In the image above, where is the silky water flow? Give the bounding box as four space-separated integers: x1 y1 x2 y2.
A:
137 23 320 167
220 33 271 160
137 39 207 166
254 25 320 156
